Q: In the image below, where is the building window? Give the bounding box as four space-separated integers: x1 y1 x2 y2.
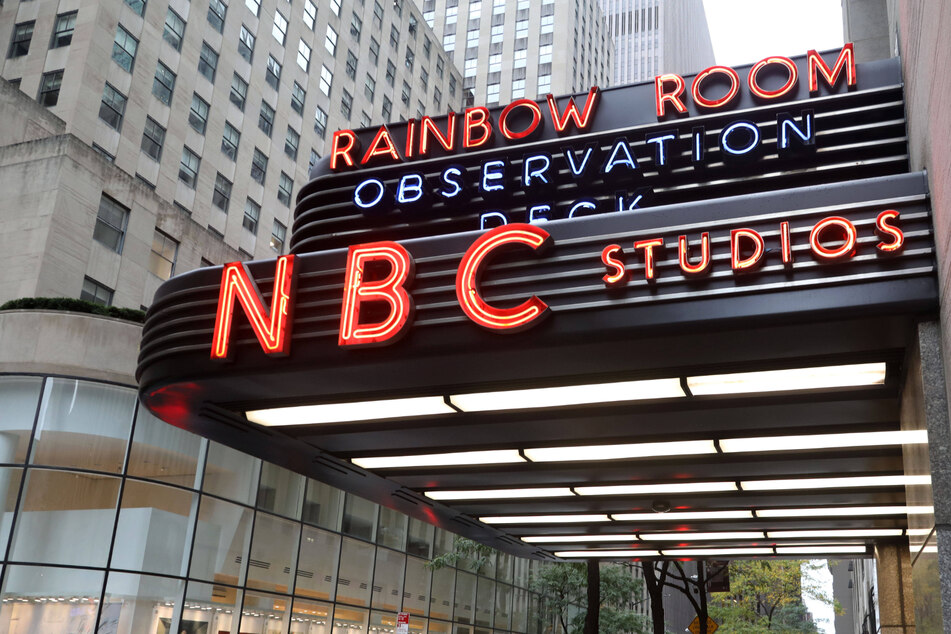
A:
141 117 166 161
239 25 255 62
243 198 260 233
93 195 129 253
213 173 233 211
266 55 282 90
124 0 146 17
297 40 311 72
325 25 337 56
390 24 399 49
404 46 414 71
314 106 327 138
436 57 444 78
152 61 176 105
251 148 268 184
340 89 352 120
112 25 138 72
434 86 442 108
309 148 320 170
330 0 341 15
443 33 455 52
369 37 380 66
345 50 357 79
285 126 299 159
163 9 185 51
198 42 218 81
381 96 392 122
420 68 428 90
207 0 227 33
303 0 317 29
270 220 286 252
385 61 395 86
360 111 371 127
277 172 293 206
364 74 375 101
98 83 127 130
221 122 240 160
449 75 456 96
487 83 500 104
51 12 77 48
423 36 431 58
149 229 178 280
259 100 275 135
246 0 261 17
273 10 288 45
37 71 64 107
178 146 200 188
81 277 114 306
230 73 248 110
401 80 411 105
189 93 210 133
351 12 362 41
291 81 306 114
319 65 332 96
373 0 384 29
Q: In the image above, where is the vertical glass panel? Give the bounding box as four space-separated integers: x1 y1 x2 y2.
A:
474 578 494 627
429 566 455 621
183 580 242 634
0 565 103 633
376 506 407 550
408 615 427 634
303 478 343 530
407 517 433 558
127 405 202 487
296 525 340 601
453 571 476 625
331 605 368 633
402 555 431 616
433 528 454 557
513 557 530 587
0 376 43 463
240 589 289 633
112 479 195 576
511 587 529 633
248 512 300 593
31 378 135 472
454 625 472 634
190 496 253 586
494 582 512 630
203 441 260 504
99 571 182 634
370 610 400 632
428 620 452 633
371 547 404 611
290 597 333 633
342 494 377 541
10 469 120 566
257 462 304 519
0 468 22 557
497 552 513 583
336 537 374 607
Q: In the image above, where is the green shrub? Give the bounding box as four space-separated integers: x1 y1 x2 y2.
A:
0 297 146 323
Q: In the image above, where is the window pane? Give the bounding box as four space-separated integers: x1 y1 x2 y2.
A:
371 547 404 611
376 506 406 550
0 376 42 464
296 525 340 601
203 440 260 504
112 479 195 575
494 582 511 630
333 605 369 632
290 598 332 634
241 589 289 633
0 566 103 630
127 405 203 487
189 495 253 586
430 566 455 621
342 494 376 541
454 571 476 625
402 555 431 616
10 469 121 566
303 478 342 530
247 512 300 593
101 572 182 633
183 580 242 633
257 461 304 519
336 537 374 607
30 378 135 472
407 517 433 558
475 578 494 627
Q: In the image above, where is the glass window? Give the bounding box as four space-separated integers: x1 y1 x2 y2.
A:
381 96 391 122
221 121 240 160
189 496 253 584
36 70 63 107
364 73 375 101
319 65 332 96
239 24 255 62
291 81 306 114
251 148 268 184
163 8 185 50
371 547 404 611
273 10 288 44
257 462 303 518
266 54 282 90
270 219 286 252
303 0 317 29
336 537 374 606
112 479 195 575
0 467 22 560
245 0 261 16
112 25 137 72
178 146 200 188
51 12 77 48
207 0 227 33
102 572 182 632
512 587 529 632
302 478 341 529
314 106 327 138
259 100 275 135
189 93 210 134
285 126 300 160
341 88 353 119
403 556 432 616
454 571 476 625
430 565 454 621
183 580 242 633
241 590 289 632
290 599 333 634
152 60 176 105
377 506 406 550
124 0 146 15
297 39 311 72
149 228 178 279
10 469 121 566
369 37 380 65
475 578 494 627
330 0 341 15
277 172 293 206
494 582 512 630
351 12 362 41
373 0 384 28
247 511 300 593
81 276 113 305
0 377 42 464
296 525 340 600
385 61 395 86
342 494 376 541
198 42 219 82
204 441 260 504
346 50 357 79
213 172 232 211
127 405 203 487
10 22 35 60
230 73 248 110
325 24 337 55
407 517 433 558
405 46 414 70
93 194 129 253
243 198 260 233
390 24 399 48
141 116 166 161
0 566 102 629
401 80 411 105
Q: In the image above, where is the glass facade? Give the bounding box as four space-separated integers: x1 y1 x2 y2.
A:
0 375 557 634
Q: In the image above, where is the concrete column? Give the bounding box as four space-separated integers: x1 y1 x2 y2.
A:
874 542 915 633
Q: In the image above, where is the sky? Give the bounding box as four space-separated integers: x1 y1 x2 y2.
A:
701 0 845 66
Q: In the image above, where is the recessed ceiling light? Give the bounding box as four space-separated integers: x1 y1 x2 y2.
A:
611 510 754 521
638 531 765 541
425 487 574 501
246 395 455 426
555 550 661 558
686 362 886 396
523 440 717 463
575 481 737 496
741 475 931 491
480 514 612 525
776 546 868 555
351 449 525 470
448 378 685 412
757 506 934 518
521 534 639 543
767 529 904 539
719 429 928 453
661 547 774 557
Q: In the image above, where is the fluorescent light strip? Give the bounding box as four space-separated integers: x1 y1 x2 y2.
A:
523 440 717 463
521 534 639 544
906 528 933 537
767 529 904 539
776 546 868 555
576 481 737 496
247 396 454 426
662 548 774 557
611 510 754 521
352 449 525 470
758 506 934 518
480 514 611 525
556 550 661 558
448 378 685 412
639 532 765 542
686 362 886 396
742 475 932 491
720 429 927 453
425 487 573 501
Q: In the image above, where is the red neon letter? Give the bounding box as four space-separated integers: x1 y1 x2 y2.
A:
339 242 415 347
420 113 456 155
361 126 401 165
456 224 552 332
875 210 904 252
731 229 765 271
405 118 417 159
780 221 794 266
601 244 626 287
655 74 687 118
500 99 543 140
211 255 297 360
808 43 856 94
810 216 857 260
748 56 799 99
692 66 741 109
547 87 600 133
633 238 665 281
330 130 359 170
678 233 710 275
464 107 493 149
